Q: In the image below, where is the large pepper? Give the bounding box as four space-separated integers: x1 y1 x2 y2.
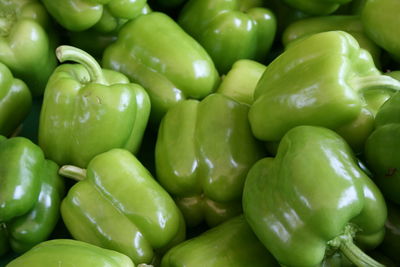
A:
161 215 279 267
364 91 400 204
362 0 400 62
6 239 134 267
155 93 264 227
0 0 57 96
102 12 220 122
0 136 64 255
178 0 276 74
282 0 351 15
60 149 186 265
282 15 381 65
249 31 400 152
39 46 150 168
41 0 147 32
243 125 387 267
0 62 31 137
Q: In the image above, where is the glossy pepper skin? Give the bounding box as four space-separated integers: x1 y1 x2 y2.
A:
39 46 150 168
6 239 135 267
41 0 147 32
282 16 381 65
364 91 400 204
249 31 400 152
60 149 186 265
216 59 266 105
161 215 279 267
0 62 31 137
0 136 64 255
102 12 219 122
362 0 400 62
155 93 264 227
178 0 276 74
283 0 351 15
0 0 57 96
243 126 387 267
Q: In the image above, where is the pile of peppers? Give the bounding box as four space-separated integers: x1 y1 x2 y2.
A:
2 0 400 266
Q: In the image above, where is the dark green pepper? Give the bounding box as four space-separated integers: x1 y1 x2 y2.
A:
39 46 150 168
0 136 64 255
6 239 135 267
155 93 264 227
0 62 31 137
249 31 400 152
42 0 148 32
243 125 387 267
364 91 400 204
60 149 186 265
178 0 276 74
161 215 279 267
102 12 220 122
0 0 57 96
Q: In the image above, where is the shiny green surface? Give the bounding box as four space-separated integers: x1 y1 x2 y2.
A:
216 59 266 105
243 126 387 267
42 0 147 32
61 149 186 265
102 12 220 122
378 202 400 264
161 215 279 267
282 15 381 65
39 46 150 168
249 31 399 151
362 0 400 62
155 93 264 227
365 91 400 204
6 239 135 267
178 0 276 74
283 0 351 15
0 0 57 96
0 62 31 137
0 136 64 254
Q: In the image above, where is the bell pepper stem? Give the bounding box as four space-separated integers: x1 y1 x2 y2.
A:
339 238 384 267
327 225 384 267
59 165 87 182
56 45 106 85
351 75 400 93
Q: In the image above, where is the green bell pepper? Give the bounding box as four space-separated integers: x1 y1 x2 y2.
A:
362 0 400 63
243 125 387 267
283 0 352 15
155 93 264 227
39 45 150 168
6 239 135 267
161 215 279 267
41 0 147 32
102 12 219 122
178 0 276 74
60 149 186 265
0 0 57 96
216 59 266 105
364 91 400 204
282 15 381 65
0 62 31 137
0 136 64 255
249 31 400 152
